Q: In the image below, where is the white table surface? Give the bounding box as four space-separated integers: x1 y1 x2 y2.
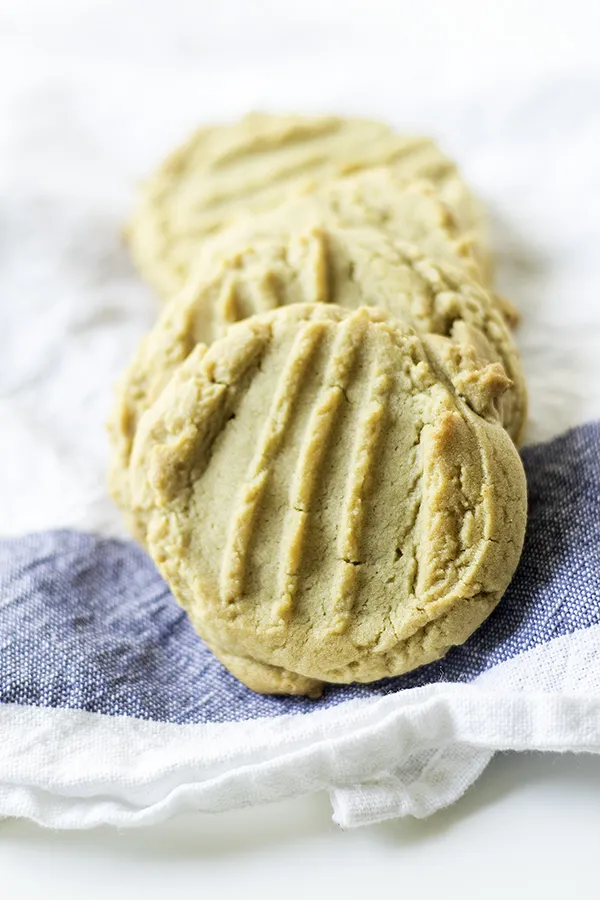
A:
3 1 600 893
3 752 600 898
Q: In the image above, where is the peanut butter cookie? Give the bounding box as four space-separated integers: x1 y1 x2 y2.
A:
128 305 526 695
109 225 525 536
127 113 490 296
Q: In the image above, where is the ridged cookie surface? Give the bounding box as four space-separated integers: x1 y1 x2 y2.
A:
192 171 486 283
109 224 525 533
127 113 489 296
129 305 527 695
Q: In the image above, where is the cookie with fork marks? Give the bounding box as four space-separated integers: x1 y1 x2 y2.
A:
129 304 526 695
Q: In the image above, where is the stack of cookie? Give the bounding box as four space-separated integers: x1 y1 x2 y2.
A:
109 114 527 698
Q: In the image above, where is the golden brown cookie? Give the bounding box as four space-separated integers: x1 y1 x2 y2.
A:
127 113 490 296
128 304 527 695
108 224 526 537
179 170 514 324
192 172 484 282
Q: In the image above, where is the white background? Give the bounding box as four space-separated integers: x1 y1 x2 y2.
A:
3 754 600 898
2 0 600 894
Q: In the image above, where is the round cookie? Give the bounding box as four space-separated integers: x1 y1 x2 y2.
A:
108 225 526 535
187 170 516 326
127 113 490 297
129 304 527 695
192 172 483 281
